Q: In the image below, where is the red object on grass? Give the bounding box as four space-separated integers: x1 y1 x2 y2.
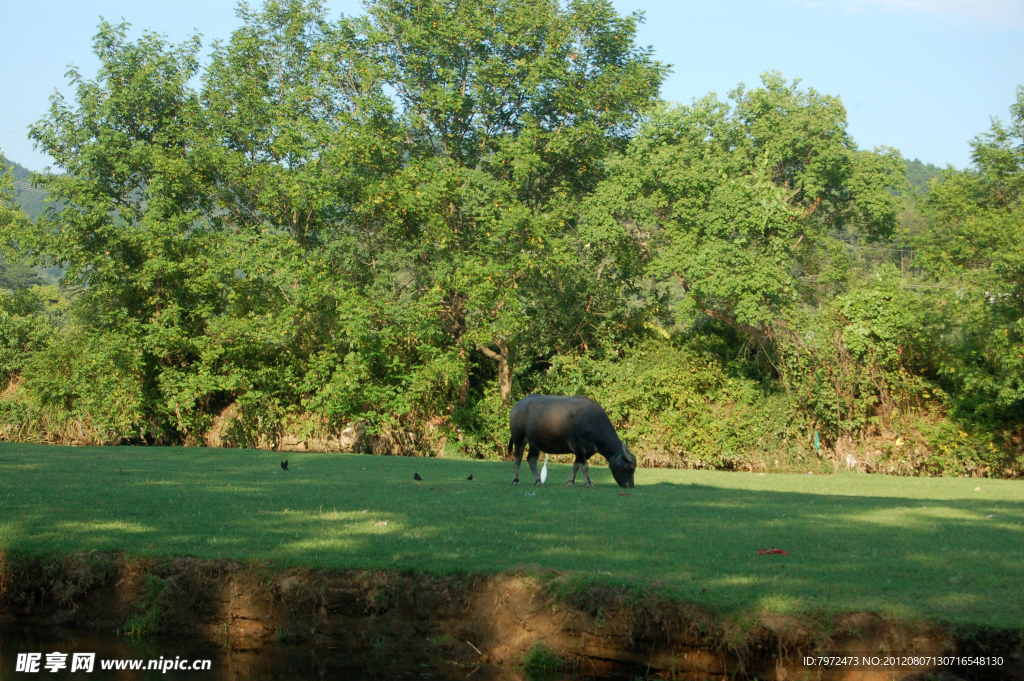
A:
618 493 631 496
758 548 787 555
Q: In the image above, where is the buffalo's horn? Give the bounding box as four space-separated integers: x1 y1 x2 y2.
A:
623 439 637 464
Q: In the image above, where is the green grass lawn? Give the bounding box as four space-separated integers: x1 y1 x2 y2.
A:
1 443 1022 628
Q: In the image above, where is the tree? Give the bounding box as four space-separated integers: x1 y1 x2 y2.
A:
916 86 1024 423
359 0 666 404
588 73 905 343
4 22 232 438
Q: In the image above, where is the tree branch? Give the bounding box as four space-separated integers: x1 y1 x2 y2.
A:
476 343 502 361
699 307 771 344
675 272 771 343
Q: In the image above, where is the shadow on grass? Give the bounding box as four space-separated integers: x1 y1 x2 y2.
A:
1 444 1022 627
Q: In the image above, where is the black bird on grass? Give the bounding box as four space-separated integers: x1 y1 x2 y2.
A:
281 460 290 472
414 472 423 481
466 474 474 481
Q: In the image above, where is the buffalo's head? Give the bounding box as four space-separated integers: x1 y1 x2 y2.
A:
609 440 637 488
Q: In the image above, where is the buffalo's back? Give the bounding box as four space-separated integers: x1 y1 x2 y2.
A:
509 395 618 455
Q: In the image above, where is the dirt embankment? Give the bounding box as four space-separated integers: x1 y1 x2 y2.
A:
1 553 1020 680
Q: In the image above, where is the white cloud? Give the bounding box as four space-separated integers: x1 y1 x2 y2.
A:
810 0 1024 27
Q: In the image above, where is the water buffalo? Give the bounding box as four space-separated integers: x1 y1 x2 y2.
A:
507 394 636 488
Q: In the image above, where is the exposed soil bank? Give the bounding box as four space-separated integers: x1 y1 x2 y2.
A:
1 553 1020 680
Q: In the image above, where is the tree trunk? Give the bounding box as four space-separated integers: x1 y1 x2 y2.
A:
477 337 512 406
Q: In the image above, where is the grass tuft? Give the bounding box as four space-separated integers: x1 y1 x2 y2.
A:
519 641 562 678
120 574 167 637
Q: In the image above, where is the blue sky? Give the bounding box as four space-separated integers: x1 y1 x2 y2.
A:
1 0 1021 172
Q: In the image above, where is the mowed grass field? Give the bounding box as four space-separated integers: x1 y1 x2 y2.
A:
1 443 1022 628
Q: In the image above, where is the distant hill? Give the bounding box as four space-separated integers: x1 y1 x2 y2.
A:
2 155 63 287
0 257 45 290
906 158 944 194
2 155 47 220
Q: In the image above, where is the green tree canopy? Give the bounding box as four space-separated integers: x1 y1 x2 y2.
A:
1 0 666 439
586 73 905 341
916 86 1024 422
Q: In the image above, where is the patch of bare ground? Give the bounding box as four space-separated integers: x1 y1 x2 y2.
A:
0 552 1020 680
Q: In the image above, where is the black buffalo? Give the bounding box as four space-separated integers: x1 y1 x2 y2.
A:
507 394 636 488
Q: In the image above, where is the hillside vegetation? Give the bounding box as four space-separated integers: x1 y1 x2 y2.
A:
1 156 59 288
1 156 46 220
0 0 1021 477
905 158 943 194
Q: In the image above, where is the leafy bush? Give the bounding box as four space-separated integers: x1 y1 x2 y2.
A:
774 266 939 442
0 287 55 388
534 337 798 469
22 329 145 442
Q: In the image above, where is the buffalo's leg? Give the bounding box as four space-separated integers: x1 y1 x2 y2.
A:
566 461 581 486
512 441 526 485
581 462 594 488
527 444 542 486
